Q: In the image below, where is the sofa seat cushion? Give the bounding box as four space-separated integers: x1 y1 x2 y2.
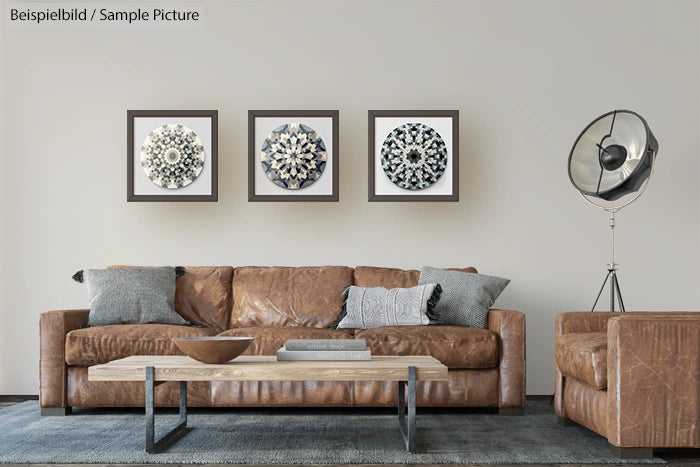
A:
231 266 354 328
355 325 499 369
555 332 608 389
217 327 354 355
354 266 477 289
65 324 216 366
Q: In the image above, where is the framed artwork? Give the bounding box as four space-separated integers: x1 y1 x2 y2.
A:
248 110 339 202
368 110 459 202
127 110 218 202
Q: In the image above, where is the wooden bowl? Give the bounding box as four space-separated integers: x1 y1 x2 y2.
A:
172 336 254 364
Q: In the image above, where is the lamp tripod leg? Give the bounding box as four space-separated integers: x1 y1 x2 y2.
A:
612 272 626 312
591 272 611 312
610 271 615 311
591 270 626 312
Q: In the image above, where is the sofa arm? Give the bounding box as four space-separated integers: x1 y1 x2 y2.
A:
39 309 89 408
488 309 525 408
555 311 619 336
607 314 700 448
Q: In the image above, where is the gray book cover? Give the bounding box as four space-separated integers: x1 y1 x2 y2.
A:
276 348 371 361
284 339 367 351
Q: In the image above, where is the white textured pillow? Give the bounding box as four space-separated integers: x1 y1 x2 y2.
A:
334 284 442 330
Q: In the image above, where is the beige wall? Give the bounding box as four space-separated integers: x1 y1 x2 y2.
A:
1 0 698 395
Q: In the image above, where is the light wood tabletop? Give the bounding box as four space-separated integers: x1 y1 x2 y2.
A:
88 355 448 382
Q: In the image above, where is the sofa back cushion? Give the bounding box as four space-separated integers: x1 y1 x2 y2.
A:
109 265 234 333
354 266 478 289
175 266 234 332
230 266 354 328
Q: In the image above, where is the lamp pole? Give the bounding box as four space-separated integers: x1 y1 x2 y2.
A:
591 210 625 312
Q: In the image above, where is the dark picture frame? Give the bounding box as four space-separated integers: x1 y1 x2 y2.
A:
127 109 218 202
248 110 339 202
368 110 459 202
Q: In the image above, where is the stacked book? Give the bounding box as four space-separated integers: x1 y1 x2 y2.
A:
276 339 371 361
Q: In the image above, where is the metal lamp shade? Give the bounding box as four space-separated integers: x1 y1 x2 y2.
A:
568 110 658 201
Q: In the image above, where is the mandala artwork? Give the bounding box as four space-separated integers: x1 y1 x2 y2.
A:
380 123 448 190
260 123 327 190
140 124 205 189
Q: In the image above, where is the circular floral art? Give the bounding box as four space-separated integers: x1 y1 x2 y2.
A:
140 124 205 189
380 123 448 190
260 123 327 190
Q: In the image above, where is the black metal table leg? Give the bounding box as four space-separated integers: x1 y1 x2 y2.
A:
145 366 188 453
397 365 417 453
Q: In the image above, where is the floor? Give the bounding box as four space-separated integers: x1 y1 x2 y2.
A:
1 397 698 467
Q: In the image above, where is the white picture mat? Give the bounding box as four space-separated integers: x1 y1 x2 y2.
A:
133 116 213 196
254 117 335 196
373 116 454 196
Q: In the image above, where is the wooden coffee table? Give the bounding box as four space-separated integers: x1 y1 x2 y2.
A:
88 355 448 454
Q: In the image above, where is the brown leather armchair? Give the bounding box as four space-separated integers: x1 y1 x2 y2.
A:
554 312 700 458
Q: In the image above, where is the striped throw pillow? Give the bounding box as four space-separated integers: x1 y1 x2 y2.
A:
334 283 442 330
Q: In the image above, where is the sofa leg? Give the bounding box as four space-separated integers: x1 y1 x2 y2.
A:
557 416 576 426
610 445 654 459
498 407 524 416
41 407 72 416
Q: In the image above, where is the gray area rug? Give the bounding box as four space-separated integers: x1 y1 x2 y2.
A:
0 401 664 464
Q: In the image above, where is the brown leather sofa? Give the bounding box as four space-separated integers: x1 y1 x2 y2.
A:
554 311 700 458
40 266 525 415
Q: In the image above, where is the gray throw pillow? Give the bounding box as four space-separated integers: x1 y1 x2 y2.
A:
334 283 442 330
73 267 187 326
418 266 509 328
